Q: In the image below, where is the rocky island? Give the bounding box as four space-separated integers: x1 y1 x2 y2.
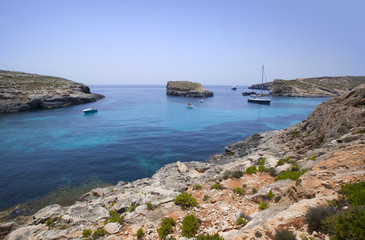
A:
0 70 104 113
249 76 365 97
0 85 364 240
166 81 213 97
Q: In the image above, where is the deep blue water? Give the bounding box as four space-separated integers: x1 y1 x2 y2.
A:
0 85 328 210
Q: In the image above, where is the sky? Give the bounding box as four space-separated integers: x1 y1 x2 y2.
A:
0 0 364 85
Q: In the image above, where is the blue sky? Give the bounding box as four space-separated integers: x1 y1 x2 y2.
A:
1 0 364 85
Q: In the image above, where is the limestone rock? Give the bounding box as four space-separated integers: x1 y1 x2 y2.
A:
104 222 121 234
166 81 213 97
32 204 63 224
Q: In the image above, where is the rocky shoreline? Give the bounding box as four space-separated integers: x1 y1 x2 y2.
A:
0 70 104 113
0 85 364 240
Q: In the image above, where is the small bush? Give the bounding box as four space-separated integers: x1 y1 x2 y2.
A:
274 229 296 240
258 165 264 172
276 159 285 166
106 210 123 224
203 195 209 201
275 169 306 181
256 158 266 165
231 171 243 178
174 192 198 208
194 184 202 190
255 231 262 238
267 190 274 200
181 214 199 238
310 155 317 161
258 201 268 210
275 196 282 203
305 206 334 233
128 204 138 212
252 187 258 194
291 165 299 172
147 202 154 210
233 187 245 195
269 168 277 177
340 182 365 206
61 225 67 230
322 207 365 240
236 217 247 226
223 171 231 180
45 219 54 228
245 166 257 174
92 228 106 239
196 233 225 240
157 217 176 239
136 228 144 239
82 229 92 238
211 183 223 190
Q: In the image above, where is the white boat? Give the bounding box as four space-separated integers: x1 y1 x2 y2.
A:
83 107 98 114
248 65 271 104
200 99 204 103
186 103 193 109
232 85 237 90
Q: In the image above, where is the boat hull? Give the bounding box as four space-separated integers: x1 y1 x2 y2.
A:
83 108 98 114
248 98 271 104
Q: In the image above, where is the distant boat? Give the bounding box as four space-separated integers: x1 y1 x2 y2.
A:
248 65 271 104
186 103 193 109
83 107 98 114
200 99 204 103
232 85 237 90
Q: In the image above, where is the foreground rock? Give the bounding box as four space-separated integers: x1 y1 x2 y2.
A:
1 85 364 240
0 70 104 113
166 81 213 97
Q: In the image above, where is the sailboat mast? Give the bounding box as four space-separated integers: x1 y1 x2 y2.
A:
261 65 264 96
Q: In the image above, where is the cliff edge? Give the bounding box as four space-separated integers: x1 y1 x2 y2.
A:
166 81 213 97
0 70 104 113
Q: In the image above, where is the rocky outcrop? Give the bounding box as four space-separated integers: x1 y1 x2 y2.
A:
248 82 272 90
0 70 104 113
166 81 213 97
270 76 365 97
1 86 364 240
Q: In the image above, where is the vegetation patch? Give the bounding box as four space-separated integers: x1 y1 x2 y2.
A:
236 217 247 226
193 184 202 190
136 228 145 239
92 228 106 239
174 192 198 208
211 183 223 190
274 169 306 181
305 206 335 232
157 217 176 240
340 181 365 206
310 155 317 160
273 229 296 240
181 214 199 238
267 190 274 200
196 233 225 240
258 201 268 210
105 210 123 224
244 166 257 174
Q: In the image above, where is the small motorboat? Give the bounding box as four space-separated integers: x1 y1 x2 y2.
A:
200 99 204 103
83 107 98 114
232 85 237 90
186 103 193 109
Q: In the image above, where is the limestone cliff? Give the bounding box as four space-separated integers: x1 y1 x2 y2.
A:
1 86 364 240
269 76 365 97
166 81 213 97
0 70 104 113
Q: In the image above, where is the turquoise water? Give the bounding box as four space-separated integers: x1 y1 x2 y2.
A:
0 85 328 210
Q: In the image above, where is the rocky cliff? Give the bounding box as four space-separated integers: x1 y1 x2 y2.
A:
0 70 104 113
166 81 213 97
269 76 365 97
1 86 364 240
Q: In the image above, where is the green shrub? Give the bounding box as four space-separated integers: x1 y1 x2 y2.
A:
236 217 247 226
275 196 282 203
157 217 176 240
203 195 209 201
105 210 123 224
267 190 274 200
233 187 244 195
258 165 265 172
194 184 202 190
273 229 296 240
305 206 334 233
291 165 299 172
211 183 223 190
252 187 258 194
322 207 365 240
256 158 266 165
92 228 106 239
174 192 198 208
45 219 54 228
245 166 257 174
269 168 277 177
61 225 67 230
136 228 144 239
231 171 243 178
147 202 154 210
340 182 365 206
196 233 225 240
276 159 284 166
310 155 317 161
82 229 92 238
128 204 138 212
275 169 306 181
258 201 268 210
181 214 199 238
223 171 231 180
255 231 262 237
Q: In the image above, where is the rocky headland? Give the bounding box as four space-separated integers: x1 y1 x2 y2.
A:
249 76 365 97
1 85 364 240
166 81 213 97
0 70 104 113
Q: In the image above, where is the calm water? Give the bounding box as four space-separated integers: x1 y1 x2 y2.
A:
0 85 328 211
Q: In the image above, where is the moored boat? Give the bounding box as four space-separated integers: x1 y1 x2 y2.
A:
186 103 193 109
83 107 98 114
248 65 271 104
232 85 237 90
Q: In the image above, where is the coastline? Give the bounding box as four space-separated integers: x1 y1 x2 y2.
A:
1 85 364 240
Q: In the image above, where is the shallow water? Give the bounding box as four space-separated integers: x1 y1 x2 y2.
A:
0 85 328 211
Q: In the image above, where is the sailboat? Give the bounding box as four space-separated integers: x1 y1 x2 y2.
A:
248 65 271 104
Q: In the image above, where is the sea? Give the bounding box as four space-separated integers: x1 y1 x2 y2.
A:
0 85 329 213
